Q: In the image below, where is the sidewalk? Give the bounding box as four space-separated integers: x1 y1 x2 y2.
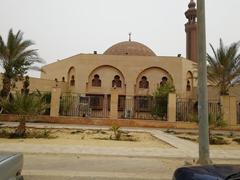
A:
1 121 240 160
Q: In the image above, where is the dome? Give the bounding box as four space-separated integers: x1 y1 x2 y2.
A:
104 41 156 56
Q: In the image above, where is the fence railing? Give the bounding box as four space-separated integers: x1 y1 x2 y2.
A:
118 96 168 120
176 98 221 122
237 101 240 124
176 99 196 122
59 93 109 118
40 91 51 115
60 94 168 120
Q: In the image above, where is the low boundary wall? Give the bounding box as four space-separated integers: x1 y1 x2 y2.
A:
0 114 239 130
0 114 197 129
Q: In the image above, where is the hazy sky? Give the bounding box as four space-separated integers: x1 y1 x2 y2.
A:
0 0 240 77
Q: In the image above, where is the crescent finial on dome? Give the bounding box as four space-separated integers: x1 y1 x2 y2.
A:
128 32 132 42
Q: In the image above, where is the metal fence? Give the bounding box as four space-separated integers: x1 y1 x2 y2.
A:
176 99 196 122
59 93 110 118
118 96 168 120
39 91 51 115
59 94 168 120
237 101 240 124
176 98 221 122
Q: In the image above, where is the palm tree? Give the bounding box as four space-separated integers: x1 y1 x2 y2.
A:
0 92 48 137
0 29 43 98
207 39 240 95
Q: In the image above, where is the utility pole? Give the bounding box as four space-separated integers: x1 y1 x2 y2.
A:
197 0 211 164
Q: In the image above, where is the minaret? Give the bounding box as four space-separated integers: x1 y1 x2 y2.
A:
185 0 197 62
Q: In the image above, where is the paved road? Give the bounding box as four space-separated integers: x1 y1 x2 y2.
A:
23 154 183 180
1 121 240 179
22 154 240 180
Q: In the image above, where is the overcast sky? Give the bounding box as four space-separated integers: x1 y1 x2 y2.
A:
0 0 240 77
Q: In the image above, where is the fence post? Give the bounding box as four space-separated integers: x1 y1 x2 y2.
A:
110 89 118 119
50 87 61 117
168 93 176 122
220 96 237 126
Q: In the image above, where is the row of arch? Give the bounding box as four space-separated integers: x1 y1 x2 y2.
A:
91 74 122 88
60 65 194 91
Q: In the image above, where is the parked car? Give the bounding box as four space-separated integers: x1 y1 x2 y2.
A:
0 152 23 180
173 164 240 180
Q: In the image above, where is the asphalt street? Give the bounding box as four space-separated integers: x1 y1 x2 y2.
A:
22 154 240 180
23 153 183 180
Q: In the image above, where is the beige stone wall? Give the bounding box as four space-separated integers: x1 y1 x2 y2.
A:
208 86 220 100
41 54 196 97
0 74 68 93
179 59 197 98
206 85 240 101
87 65 126 95
220 96 237 126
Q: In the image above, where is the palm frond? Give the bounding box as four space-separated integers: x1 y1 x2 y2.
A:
207 39 240 95
0 29 44 97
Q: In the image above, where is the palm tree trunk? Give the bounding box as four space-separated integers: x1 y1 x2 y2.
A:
14 116 26 137
1 76 11 98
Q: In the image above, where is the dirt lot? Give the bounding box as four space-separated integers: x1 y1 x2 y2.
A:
165 129 240 150
0 127 172 148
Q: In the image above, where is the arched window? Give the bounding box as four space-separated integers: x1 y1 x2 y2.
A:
62 77 65 82
70 75 75 86
92 74 101 87
186 80 191 91
139 76 149 89
55 78 58 87
160 76 168 86
68 67 75 84
186 71 193 92
112 75 122 88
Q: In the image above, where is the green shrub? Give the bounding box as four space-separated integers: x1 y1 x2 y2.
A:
152 81 175 119
233 138 240 144
209 136 229 145
110 125 122 140
0 92 49 137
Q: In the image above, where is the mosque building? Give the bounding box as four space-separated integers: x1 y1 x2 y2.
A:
1 0 239 125
40 0 198 100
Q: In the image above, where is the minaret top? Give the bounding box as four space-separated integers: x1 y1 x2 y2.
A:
188 0 196 8
185 0 197 23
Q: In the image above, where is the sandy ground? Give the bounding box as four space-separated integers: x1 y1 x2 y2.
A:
174 132 240 150
1 127 240 150
0 128 172 148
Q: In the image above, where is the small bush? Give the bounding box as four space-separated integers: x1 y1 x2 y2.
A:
186 132 197 135
110 125 122 140
187 113 198 123
227 131 235 138
210 136 229 145
165 129 175 134
8 128 57 139
177 136 197 142
233 138 240 144
0 128 13 138
71 130 84 134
